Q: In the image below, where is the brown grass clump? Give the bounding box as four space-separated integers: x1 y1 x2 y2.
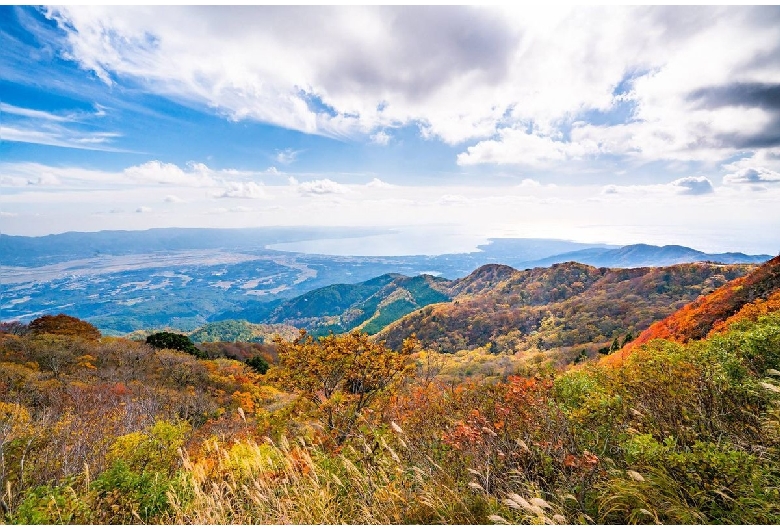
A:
166 434 490 524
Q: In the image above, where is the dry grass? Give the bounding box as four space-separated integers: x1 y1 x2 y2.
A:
165 433 490 524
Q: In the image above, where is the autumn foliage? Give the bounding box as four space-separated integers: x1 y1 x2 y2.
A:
28 314 101 341
380 261 752 359
0 258 778 524
608 255 780 363
270 330 416 444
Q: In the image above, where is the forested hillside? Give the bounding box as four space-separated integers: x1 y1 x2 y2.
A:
612 255 780 356
379 261 754 362
263 273 450 335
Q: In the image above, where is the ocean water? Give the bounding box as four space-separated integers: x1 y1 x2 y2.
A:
266 226 491 256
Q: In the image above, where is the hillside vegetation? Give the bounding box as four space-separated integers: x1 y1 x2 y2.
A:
0 257 777 524
263 273 450 336
379 261 753 361
614 255 780 355
182 261 755 366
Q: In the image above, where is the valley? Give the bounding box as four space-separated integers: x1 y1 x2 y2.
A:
0 228 771 337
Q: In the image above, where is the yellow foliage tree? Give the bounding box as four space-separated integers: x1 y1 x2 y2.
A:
272 330 416 444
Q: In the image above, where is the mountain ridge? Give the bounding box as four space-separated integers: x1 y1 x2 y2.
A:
376 260 758 360
518 243 773 268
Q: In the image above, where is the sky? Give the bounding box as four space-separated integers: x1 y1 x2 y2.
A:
1 5 779 255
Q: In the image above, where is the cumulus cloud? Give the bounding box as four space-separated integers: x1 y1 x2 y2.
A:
124 161 217 186
457 128 599 167
518 178 542 188
296 178 350 196
122 160 272 189
723 167 780 185
27 174 62 186
366 177 394 188
164 194 184 203
218 181 269 199
0 160 269 191
670 176 714 195
601 176 715 196
136 206 152 213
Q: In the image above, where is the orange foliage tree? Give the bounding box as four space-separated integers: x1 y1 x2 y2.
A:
28 314 101 341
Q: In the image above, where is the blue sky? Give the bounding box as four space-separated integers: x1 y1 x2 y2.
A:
1 6 780 254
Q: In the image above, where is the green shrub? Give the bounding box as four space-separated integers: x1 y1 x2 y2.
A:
13 481 91 524
146 332 202 357
246 355 269 374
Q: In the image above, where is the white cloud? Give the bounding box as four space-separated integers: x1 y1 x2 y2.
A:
275 148 301 165
670 176 714 195
0 103 70 122
122 160 256 187
0 162 115 187
27 174 62 186
437 194 470 206
3 158 779 254
518 178 542 188
296 178 350 196
600 176 715 196
124 161 206 186
218 181 269 199
366 177 393 188
723 167 780 185
42 5 780 168
457 128 599 167
0 161 278 198
723 149 780 173
0 101 121 151
1 125 122 151
370 130 391 145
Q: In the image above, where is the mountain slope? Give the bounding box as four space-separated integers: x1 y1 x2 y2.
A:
264 273 451 335
609 255 780 359
378 261 756 358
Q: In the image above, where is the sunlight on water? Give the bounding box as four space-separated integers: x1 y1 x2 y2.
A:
266 226 492 256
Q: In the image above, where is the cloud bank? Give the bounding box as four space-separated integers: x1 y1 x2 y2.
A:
41 6 780 171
